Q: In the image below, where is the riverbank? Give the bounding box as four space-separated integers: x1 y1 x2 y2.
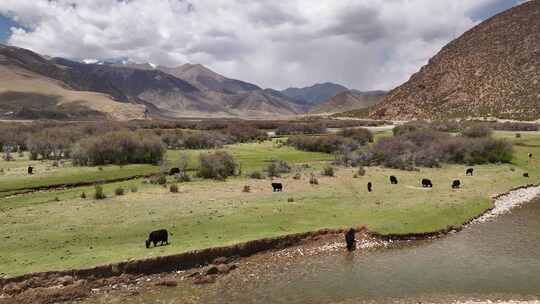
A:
2 183 539 304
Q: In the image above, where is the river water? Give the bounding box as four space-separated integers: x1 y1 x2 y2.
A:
84 198 540 303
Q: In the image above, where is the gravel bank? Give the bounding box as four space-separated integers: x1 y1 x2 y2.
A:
473 185 540 224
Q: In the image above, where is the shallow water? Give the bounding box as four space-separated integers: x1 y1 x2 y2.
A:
84 198 540 303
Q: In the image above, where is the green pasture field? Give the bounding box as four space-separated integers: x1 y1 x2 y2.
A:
0 131 538 277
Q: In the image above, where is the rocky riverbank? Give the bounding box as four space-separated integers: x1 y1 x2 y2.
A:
474 185 540 223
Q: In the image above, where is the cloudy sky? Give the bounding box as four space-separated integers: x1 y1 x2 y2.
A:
0 0 524 91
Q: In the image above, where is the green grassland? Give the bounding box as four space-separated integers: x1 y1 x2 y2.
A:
0 131 538 277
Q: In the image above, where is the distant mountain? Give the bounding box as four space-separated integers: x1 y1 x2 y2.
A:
159 64 260 94
310 90 386 114
370 0 540 121
281 82 349 105
0 44 145 120
0 44 305 119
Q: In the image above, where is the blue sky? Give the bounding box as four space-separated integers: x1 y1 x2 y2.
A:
0 14 18 42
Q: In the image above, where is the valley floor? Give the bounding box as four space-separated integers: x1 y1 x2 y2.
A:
0 131 538 278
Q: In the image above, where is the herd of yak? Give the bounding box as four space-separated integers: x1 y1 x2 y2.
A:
146 154 533 250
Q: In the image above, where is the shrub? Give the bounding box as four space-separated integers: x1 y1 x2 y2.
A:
71 130 165 166
287 135 355 153
338 128 373 145
115 187 125 196
81 192 86 199
516 133 521 138
322 166 335 177
393 122 429 136
198 151 238 180
357 166 366 176
293 172 302 180
170 184 179 193
130 185 138 193
367 130 513 169
175 173 191 183
94 185 106 200
335 146 368 167
243 185 251 193
266 160 291 177
309 174 319 185
275 122 327 135
287 197 294 202
248 171 264 179
462 125 493 138
225 124 268 143
157 175 167 185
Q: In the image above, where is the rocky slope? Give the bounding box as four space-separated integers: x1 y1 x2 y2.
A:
310 90 385 114
370 0 540 121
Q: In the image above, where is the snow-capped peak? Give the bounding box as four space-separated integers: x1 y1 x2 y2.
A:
82 59 99 64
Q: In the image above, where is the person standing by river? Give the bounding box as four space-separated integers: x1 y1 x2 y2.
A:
345 228 356 251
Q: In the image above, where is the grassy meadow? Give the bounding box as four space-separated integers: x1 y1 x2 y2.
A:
0 130 539 277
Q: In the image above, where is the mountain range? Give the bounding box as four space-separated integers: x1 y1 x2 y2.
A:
0 43 384 120
370 0 540 121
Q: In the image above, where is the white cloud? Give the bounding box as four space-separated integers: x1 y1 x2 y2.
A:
0 0 520 90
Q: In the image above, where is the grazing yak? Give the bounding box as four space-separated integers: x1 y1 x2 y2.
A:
524 173 530 178
422 178 433 188
466 168 474 176
529 153 533 159
390 176 398 185
344 228 356 251
169 167 181 176
27 166 34 175
367 182 373 192
452 180 461 189
145 229 169 248
272 183 283 192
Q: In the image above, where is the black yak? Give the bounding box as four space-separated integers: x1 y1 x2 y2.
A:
27 166 34 175
344 228 356 251
524 173 530 178
466 168 474 176
452 180 461 189
390 176 398 185
145 229 169 248
367 182 373 192
422 179 433 188
272 183 283 192
169 168 181 175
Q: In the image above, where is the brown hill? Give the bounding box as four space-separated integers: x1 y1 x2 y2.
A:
159 64 260 94
310 91 385 114
0 46 145 120
370 0 540 121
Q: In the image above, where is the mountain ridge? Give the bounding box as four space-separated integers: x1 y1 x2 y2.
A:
370 0 540 121
0 44 305 119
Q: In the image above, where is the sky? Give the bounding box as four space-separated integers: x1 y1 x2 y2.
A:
0 0 524 91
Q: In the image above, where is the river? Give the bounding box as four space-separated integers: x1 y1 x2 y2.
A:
82 198 540 303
